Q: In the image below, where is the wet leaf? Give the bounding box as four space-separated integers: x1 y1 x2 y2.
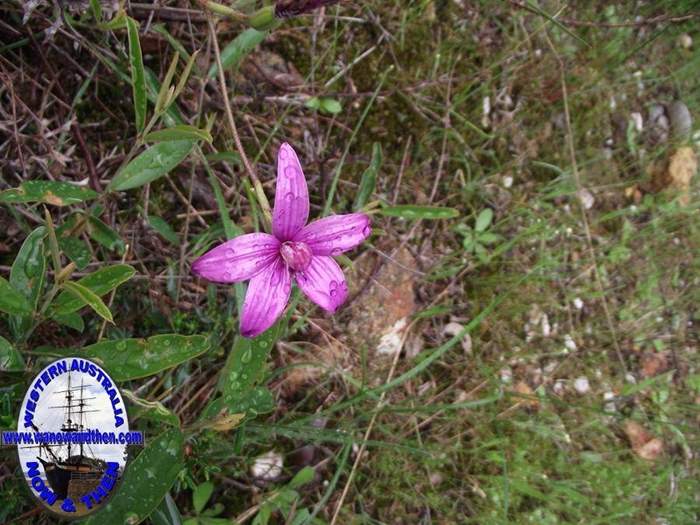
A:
0 335 24 371
9 227 46 337
353 142 382 211
59 235 91 270
87 216 126 254
126 16 147 132
207 28 267 78
379 205 460 220
0 181 98 206
110 140 195 191
62 281 114 323
0 277 32 316
83 427 184 525
51 311 84 332
51 264 135 315
145 125 212 143
82 334 210 381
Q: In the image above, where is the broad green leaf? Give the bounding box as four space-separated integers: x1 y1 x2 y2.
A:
379 205 460 220
126 16 147 132
110 140 195 191
59 236 91 270
320 97 342 114
9 227 46 337
0 335 24 371
148 215 179 245
145 125 212 144
288 467 314 490
353 142 382 211
62 281 114 323
475 208 493 232
51 264 135 315
220 325 280 399
0 277 32 316
193 481 215 514
122 389 179 427
207 28 267 78
83 428 184 525
51 311 84 332
304 97 321 110
0 181 97 206
151 493 183 525
83 334 210 381
87 216 125 253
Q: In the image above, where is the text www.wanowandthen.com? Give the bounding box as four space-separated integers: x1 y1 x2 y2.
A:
1 430 144 446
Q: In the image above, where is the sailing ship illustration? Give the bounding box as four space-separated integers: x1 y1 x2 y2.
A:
23 371 111 500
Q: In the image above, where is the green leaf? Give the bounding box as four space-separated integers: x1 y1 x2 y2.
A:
89 0 102 22
126 16 147 132
207 28 267 78
353 142 382 211
59 236 91 270
145 125 212 144
320 97 342 114
110 140 195 191
62 281 114 323
0 181 98 206
205 151 241 166
83 334 210 381
193 481 215 514
379 205 460 220
51 311 84 332
475 208 493 232
122 389 180 427
148 215 179 245
0 277 32 316
51 264 135 315
83 428 184 525
9 227 46 337
99 9 127 30
87 216 125 254
288 467 314 490
0 335 24 371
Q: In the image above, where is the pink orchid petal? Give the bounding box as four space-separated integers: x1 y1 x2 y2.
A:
192 233 280 283
294 213 371 256
240 257 292 337
295 256 348 313
272 143 309 241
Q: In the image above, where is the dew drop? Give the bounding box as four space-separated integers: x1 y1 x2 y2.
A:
285 192 295 201
241 347 252 363
331 247 342 256
330 289 337 297
117 341 126 350
329 280 338 290
285 166 297 178
226 248 235 257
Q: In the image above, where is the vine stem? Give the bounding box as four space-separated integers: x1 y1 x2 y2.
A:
206 14 272 230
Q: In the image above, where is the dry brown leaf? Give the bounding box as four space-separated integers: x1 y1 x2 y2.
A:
650 146 698 205
512 381 539 410
623 420 664 461
640 351 669 378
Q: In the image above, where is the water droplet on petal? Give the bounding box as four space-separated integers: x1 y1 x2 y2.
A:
331 247 342 256
285 166 297 178
226 248 235 257
285 192 295 201
329 280 338 290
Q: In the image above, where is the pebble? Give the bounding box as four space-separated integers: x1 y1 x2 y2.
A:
574 376 590 394
668 101 692 139
573 297 584 310
564 334 577 352
577 188 595 210
678 33 692 49
251 451 284 481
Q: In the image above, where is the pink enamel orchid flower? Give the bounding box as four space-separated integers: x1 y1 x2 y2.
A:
192 143 371 338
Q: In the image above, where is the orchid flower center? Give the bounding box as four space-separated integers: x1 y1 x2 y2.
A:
280 241 312 271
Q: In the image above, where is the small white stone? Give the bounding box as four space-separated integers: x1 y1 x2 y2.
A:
553 380 566 395
573 376 590 394
573 297 584 310
541 314 551 337
630 112 643 132
376 318 407 355
625 373 637 384
678 33 692 49
500 367 512 384
564 334 577 351
577 188 595 210
603 391 616 413
251 451 283 481
502 175 514 188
